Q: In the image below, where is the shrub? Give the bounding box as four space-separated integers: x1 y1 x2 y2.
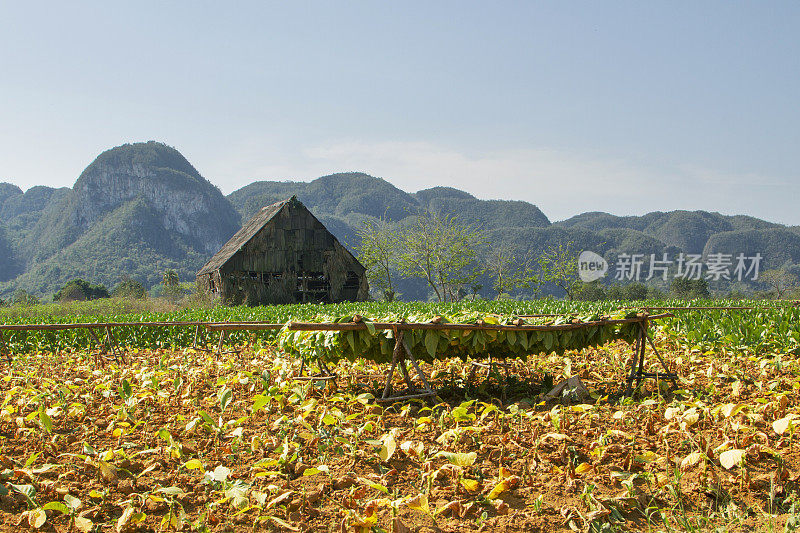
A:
574 281 606 301
53 279 110 302
13 290 40 306
112 278 147 299
670 278 710 299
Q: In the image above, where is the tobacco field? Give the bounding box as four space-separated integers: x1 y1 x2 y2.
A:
0 300 798 532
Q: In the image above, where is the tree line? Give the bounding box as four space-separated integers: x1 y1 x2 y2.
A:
0 271 186 307
355 210 580 302
355 210 800 302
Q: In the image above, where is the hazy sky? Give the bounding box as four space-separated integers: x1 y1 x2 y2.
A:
1 2 798 224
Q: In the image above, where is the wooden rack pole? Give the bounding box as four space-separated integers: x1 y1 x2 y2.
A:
378 331 436 404
284 314 671 333
624 320 678 395
0 331 9 363
642 303 799 311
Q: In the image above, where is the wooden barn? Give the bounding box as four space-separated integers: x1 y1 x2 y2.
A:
196 196 369 305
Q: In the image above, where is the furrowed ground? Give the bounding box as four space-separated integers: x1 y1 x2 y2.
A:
0 330 798 532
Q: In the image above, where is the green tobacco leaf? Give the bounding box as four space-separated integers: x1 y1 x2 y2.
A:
506 330 516 345
38 408 52 434
218 386 233 413
252 395 269 412
119 379 132 401
25 451 41 467
544 332 554 351
435 451 477 467
43 501 70 515
10 483 36 506
424 331 439 358
198 410 216 427
302 465 329 476
157 428 173 444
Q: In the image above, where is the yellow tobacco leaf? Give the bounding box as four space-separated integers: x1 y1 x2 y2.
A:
73 517 93 533
436 451 477 467
405 493 430 515
27 508 46 529
682 408 700 427
379 433 397 462
460 478 481 492
719 449 746 470
400 440 424 458
184 459 203 470
680 452 704 471
772 415 795 435
486 475 520 499
266 517 300 532
97 461 118 483
116 507 134 533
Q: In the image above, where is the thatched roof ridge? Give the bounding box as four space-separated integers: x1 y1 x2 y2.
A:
197 197 290 276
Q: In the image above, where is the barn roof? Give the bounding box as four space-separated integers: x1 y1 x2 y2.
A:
197 198 290 276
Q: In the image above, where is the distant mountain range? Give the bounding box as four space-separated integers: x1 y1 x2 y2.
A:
1 141 798 300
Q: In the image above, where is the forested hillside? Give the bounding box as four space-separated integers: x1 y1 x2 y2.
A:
0 142 240 296
1 142 798 300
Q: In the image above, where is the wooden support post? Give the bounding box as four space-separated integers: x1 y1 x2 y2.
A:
105 325 123 364
467 356 511 384
635 326 647 390
624 329 642 397
378 331 437 403
397 359 416 391
643 332 678 388
0 331 10 364
87 328 106 368
294 357 337 383
216 330 225 355
402 335 435 395
193 324 200 349
381 335 404 399
623 320 678 396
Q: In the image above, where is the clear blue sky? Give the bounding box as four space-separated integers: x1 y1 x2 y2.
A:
2 2 798 224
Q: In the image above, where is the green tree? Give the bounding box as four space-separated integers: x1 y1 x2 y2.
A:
53 279 110 302
538 243 579 300
112 277 147 299
397 210 484 302
624 282 648 301
485 246 540 299
355 216 398 301
13 289 39 306
162 269 182 303
759 269 798 299
670 277 710 299
574 281 607 301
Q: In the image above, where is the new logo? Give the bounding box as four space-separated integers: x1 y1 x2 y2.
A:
578 251 608 282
